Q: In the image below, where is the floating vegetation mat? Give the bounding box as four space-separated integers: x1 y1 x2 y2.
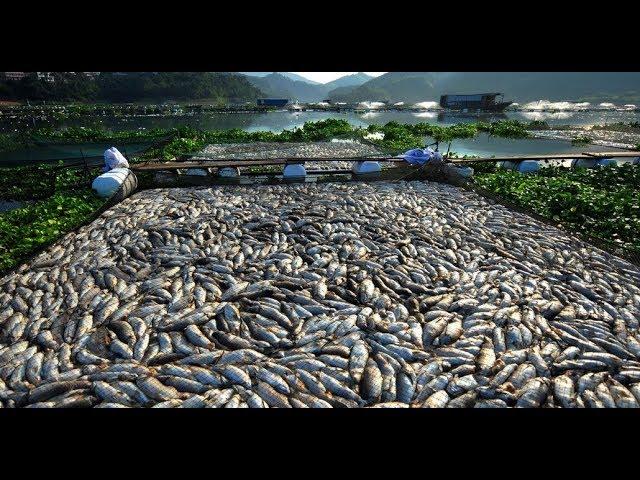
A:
1 181 640 408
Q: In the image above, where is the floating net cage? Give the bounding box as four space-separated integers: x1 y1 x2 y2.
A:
2 135 639 274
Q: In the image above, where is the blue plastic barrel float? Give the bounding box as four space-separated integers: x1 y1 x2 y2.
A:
497 160 540 173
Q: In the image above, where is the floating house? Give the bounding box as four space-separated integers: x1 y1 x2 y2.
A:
439 93 512 112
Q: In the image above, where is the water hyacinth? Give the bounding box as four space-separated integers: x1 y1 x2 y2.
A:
474 164 640 255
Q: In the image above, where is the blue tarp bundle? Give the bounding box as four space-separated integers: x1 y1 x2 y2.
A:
399 148 442 165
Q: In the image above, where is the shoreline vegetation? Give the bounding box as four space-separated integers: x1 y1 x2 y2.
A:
0 72 263 104
1 119 639 273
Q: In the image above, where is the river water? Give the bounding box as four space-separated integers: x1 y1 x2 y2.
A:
2 110 639 167
55 109 640 131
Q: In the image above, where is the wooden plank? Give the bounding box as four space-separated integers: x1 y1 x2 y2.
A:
133 159 289 171
131 150 639 171
448 154 586 164
131 157 404 171
449 151 639 163
186 154 394 162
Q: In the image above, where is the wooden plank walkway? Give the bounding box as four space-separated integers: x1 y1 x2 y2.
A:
130 151 639 172
131 157 405 171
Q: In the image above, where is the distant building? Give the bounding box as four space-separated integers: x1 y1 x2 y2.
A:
2 72 54 82
2 71 98 83
3 72 28 81
37 72 55 83
439 93 512 112
257 98 289 107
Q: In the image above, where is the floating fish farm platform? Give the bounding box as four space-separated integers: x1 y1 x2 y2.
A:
1 177 640 408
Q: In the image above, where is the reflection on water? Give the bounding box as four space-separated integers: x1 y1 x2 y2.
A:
519 111 575 121
413 101 440 109
440 133 614 158
52 109 640 133
414 112 438 119
3 109 639 135
521 100 591 111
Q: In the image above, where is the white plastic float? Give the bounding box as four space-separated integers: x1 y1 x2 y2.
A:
218 167 240 178
104 147 129 171
283 163 307 179
92 168 132 198
92 147 137 200
352 161 381 175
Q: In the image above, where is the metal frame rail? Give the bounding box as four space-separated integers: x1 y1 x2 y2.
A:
130 150 639 173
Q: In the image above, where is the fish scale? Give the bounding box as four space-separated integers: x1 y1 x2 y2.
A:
0 181 639 408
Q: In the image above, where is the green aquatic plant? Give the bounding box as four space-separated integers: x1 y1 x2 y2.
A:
3 119 555 160
0 162 100 201
0 163 105 271
0 189 105 271
143 119 362 160
571 135 593 146
31 125 171 143
477 120 530 139
591 121 640 132
474 164 640 254
0 132 32 153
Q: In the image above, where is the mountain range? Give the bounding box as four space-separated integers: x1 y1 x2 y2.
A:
239 72 322 85
327 72 640 104
3 71 639 104
241 72 374 102
0 72 263 103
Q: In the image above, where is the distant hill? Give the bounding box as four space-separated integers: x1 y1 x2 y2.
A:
329 72 438 103
239 72 322 85
243 72 376 102
329 72 640 104
0 72 264 103
325 72 373 91
244 73 330 102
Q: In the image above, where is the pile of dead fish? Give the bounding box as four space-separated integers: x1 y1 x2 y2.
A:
196 141 386 171
1 181 640 408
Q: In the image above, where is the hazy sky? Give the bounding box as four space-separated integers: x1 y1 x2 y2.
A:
292 72 386 83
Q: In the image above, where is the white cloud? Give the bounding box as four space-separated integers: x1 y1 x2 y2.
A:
290 72 386 83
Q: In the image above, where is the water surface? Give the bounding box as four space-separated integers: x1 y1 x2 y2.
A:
2 110 639 166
